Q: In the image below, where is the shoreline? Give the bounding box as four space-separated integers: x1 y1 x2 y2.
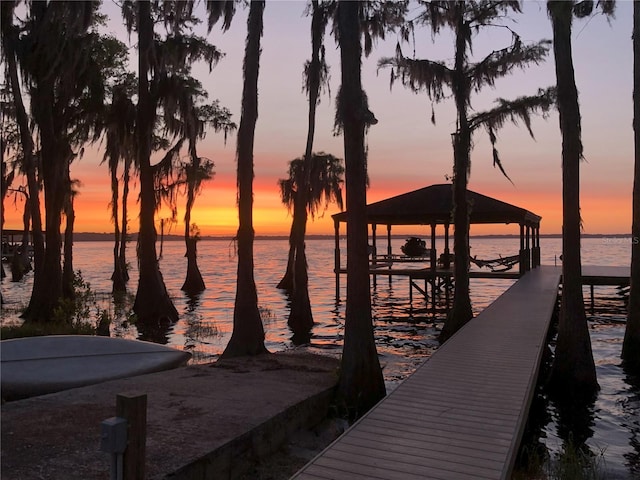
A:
2 231 633 242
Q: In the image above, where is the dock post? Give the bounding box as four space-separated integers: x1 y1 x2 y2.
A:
533 226 541 268
409 277 413 305
519 224 526 276
387 224 393 286
526 225 532 271
334 220 340 301
430 277 436 313
445 274 451 309
116 393 147 480
444 223 451 269
372 224 377 288
430 223 437 271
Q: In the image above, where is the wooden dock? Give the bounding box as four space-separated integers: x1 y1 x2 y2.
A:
293 266 562 480
581 265 630 286
337 264 629 313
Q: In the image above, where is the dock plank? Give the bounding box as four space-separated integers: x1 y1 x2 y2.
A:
344 429 507 464
293 266 561 480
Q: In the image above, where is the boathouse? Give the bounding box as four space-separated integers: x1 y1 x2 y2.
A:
332 184 542 307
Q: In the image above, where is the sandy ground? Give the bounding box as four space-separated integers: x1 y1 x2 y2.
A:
1 352 342 480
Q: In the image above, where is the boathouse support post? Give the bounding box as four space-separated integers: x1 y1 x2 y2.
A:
519 223 526 276
526 225 531 272
334 219 340 301
537 226 541 267
536 225 542 266
533 226 540 268
371 224 377 261
430 223 437 272
531 226 536 268
387 224 393 285
430 223 437 311
372 224 377 288
444 223 451 269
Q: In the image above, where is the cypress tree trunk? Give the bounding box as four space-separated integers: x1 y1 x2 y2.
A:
133 0 178 325
62 190 75 300
119 156 131 282
622 0 640 372
548 1 598 398
182 234 205 294
285 0 324 340
111 158 126 293
288 210 313 343
440 4 473 343
277 218 298 290
21 2 64 322
11 200 31 282
23 85 65 323
181 152 206 294
221 0 268 358
4 22 44 276
336 0 385 420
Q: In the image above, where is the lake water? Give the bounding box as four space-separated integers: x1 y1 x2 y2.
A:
1 236 637 478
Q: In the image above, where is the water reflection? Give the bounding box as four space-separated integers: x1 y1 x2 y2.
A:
552 396 596 451
179 291 223 361
514 343 553 477
136 317 172 344
279 290 312 346
184 291 202 312
622 367 640 477
108 291 136 338
523 313 638 478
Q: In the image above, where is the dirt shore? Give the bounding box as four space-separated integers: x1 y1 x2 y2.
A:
1 351 341 479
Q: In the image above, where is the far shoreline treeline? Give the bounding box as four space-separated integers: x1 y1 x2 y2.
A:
34 232 636 242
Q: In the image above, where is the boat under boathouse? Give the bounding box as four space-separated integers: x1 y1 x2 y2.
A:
331 184 542 310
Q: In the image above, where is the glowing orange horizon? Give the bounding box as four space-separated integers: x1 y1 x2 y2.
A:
2 177 632 237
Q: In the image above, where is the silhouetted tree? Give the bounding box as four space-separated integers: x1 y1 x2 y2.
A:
14 1 110 322
62 176 81 300
623 0 639 372
547 0 615 399
0 101 16 233
220 0 269 358
334 0 401 419
102 78 136 293
128 0 178 324
278 152 344 341
5 186 32 282
123 0 224 324
62 33 129 299
380 0 554 343
1 0 44 287
0 92 30 282
1 142 15 229
277 0 333 294
181 101 235 294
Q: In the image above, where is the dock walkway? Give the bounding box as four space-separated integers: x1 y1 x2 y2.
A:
293 266 562 480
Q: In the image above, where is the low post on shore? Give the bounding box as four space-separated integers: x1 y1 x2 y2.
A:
117 393 147 480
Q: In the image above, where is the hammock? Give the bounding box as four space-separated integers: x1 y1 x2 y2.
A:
470 254 520 273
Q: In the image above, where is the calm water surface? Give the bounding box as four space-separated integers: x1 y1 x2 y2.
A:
1 236 637 478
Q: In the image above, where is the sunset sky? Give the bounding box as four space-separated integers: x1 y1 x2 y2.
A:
3 0 635 237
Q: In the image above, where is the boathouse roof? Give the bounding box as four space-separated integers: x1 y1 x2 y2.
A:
332 183 541 227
